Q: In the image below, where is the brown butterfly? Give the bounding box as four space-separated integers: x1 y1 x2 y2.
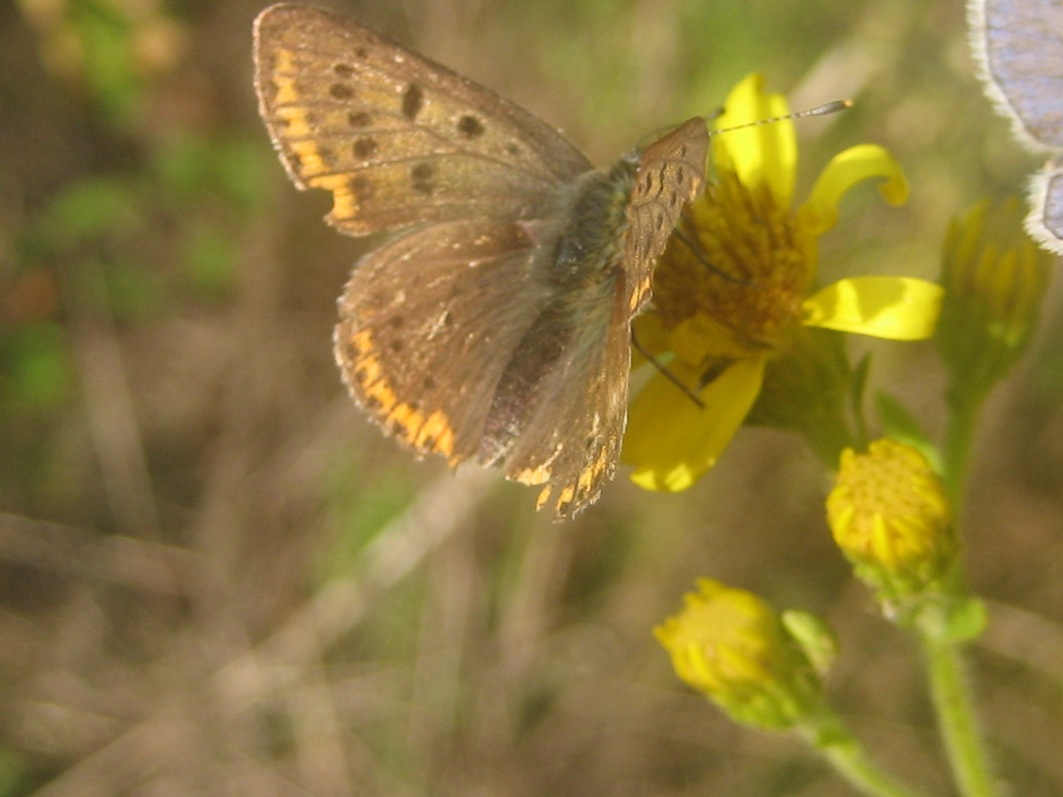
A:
253 4 708 518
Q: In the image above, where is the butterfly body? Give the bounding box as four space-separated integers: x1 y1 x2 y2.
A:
254 4 707 517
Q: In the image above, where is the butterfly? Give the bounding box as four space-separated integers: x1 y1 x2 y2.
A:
970 0 1063 254
253 4 708 518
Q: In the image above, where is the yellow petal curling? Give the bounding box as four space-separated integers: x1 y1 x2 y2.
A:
802 145 909 234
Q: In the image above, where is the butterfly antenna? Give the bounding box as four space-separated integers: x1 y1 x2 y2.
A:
712 99 852 136
631 329 706 410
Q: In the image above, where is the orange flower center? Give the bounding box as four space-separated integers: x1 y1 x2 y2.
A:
652 171 814 351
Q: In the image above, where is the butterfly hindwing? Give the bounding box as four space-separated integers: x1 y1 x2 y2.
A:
334 218 554 464
502 278 635 517
253 4 593 236
1026 166 1063 249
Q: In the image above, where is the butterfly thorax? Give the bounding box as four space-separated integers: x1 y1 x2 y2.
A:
548 157 639 291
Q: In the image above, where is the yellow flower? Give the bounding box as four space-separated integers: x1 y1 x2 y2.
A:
654 579 824 729
936 197 1052 405
826 439 955 599
624 74 942 493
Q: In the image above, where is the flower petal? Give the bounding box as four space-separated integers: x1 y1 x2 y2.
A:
714 73 795 205
667 313 757 367
802 277 942 340
625 356 766 492
631 313 671 367
801 145 909 234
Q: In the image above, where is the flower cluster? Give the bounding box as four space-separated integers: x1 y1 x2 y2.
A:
623 74 941 492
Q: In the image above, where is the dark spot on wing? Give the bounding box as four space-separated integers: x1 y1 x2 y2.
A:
354 46 368 59
348 111 371 128
457 115 485 139
402 83 424 119
333 63 355 78
353 137 377 159
411 162 435 194
330 83 355 100
349 175 374 201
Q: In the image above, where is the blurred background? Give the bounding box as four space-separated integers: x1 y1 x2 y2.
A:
2 0 1061 794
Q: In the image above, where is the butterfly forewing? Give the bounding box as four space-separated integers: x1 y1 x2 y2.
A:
624 118 708 314
253 4 593 235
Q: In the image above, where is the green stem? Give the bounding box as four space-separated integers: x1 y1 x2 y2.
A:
920 633 997 797
800 712 930 797
941 390 983 510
